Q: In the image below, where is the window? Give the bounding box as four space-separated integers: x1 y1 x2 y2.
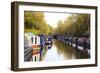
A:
35 37 37 44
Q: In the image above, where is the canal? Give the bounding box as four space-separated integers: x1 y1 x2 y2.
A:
33 39 90 62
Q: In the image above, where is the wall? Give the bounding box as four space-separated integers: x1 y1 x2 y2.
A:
0 0 99 73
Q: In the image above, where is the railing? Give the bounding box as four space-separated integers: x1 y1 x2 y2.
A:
56 35 90 54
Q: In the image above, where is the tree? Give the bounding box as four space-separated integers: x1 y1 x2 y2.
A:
54 14 90 38
24 11 53 35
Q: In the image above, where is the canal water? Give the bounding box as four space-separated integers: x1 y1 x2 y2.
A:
33 40 90 62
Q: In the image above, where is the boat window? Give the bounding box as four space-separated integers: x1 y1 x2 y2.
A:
35 37 37 44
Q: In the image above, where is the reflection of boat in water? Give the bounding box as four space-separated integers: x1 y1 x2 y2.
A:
32 44 53 61
32 50 40 61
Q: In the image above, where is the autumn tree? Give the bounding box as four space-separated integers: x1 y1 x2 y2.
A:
24 11 53 35
54 14 90 38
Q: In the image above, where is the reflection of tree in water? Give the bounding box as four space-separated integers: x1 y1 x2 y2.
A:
54 40 90 59
54 40 76 59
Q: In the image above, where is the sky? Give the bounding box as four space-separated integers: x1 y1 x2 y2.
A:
44 12 71 28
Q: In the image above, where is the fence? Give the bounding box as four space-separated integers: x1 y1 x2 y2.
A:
56 35 90 54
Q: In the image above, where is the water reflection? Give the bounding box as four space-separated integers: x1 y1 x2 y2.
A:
54 40 90 59
54 40 76 59
32 39 90 62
